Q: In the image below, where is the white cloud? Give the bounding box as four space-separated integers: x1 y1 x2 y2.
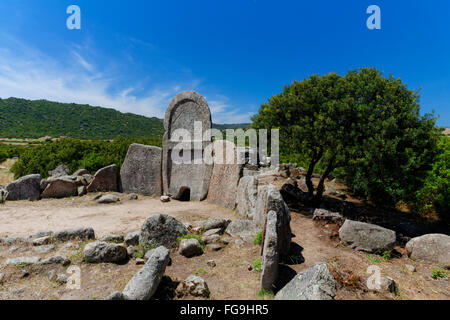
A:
0 35 253 124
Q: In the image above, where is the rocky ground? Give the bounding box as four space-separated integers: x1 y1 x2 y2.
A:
0 182 448 300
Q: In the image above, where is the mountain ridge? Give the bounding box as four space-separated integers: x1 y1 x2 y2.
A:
0 97 249 140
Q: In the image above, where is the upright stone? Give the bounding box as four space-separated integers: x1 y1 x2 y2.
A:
207 140 242 209
162 91 213 201
236 176 259 218
5 174 41 201
260 211 279 291
120 144 162 196
87 164 119 193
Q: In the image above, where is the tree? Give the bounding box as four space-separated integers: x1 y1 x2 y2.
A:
252 68 441 205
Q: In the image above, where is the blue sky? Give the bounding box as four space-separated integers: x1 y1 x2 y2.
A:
0 1 449 126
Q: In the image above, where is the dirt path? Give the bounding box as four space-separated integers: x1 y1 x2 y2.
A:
0 193 240 238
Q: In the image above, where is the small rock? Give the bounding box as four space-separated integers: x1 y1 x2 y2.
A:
5 256 41 266
136 258 145 265
128 193 138 200
73 169 89 176
235 239 244 246
61 243 79 251
207 260 216 268
195 218 230 232
179 238 203 258
313 209 344 222
0 273 5 282
93 194 103 200
202 234 220 244
83 241 128 263
405 264 416 272
380 276 398 294
105 291 128 300
47 270 56 280
160 195 171 203
33 244 55 254
127 246 139 257
53 228 95 242
56 274 68 284
97 194 120 204
206 243 222 251
176 275 210 298
100 234 124 243
32 236 52 246
203 228 222 237
125 231 140 246
221 237 231 245
40 255 71 266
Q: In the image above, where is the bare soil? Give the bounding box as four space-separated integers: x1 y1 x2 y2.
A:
0 179 449 300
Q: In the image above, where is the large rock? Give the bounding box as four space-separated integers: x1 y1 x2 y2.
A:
339 220 396 253
53 228 95 242
207 140 242 209
254 185 268 227
225 219 260 243
120 144 163 196
48 165 70 178
5 174 41 201
236 176 258 218
41 176 78 198
275 263 337 300
260 211 279 291
179 238 203 257
87 164 119 193
260 184 291 256
162 91 213 201
139 214 188 249
83 241 127 263
405 234 450 267
122 246 170 300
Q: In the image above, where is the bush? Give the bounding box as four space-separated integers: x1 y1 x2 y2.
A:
10 137 162 179
253 258 262 272
254 232 263 245
414 137 450 222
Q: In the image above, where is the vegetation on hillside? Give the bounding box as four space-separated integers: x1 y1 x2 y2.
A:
252 68 446 222
10 137 162 179
0 98 164 139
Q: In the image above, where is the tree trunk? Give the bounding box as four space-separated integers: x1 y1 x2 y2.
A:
314 155 336 204
305 150 323 197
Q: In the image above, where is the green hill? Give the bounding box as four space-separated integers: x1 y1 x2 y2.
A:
0 97 250 140
0 97 164 139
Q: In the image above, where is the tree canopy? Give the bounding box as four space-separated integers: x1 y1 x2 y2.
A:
252 68 441 205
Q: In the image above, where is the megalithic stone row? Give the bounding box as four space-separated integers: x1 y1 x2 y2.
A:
207 140 243 209
120 143 162 196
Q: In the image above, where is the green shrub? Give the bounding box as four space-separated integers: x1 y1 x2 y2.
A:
431 268 448 279
382 251 393 261
178 234 205 251
254 231 263 245
10 137 162 179
253 258 262 272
